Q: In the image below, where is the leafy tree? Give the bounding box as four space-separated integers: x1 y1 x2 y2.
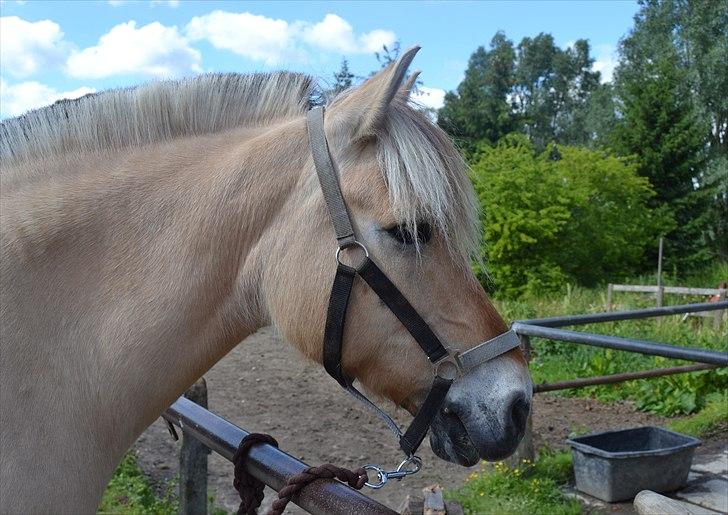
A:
472 135 665 298
438 32 517 154
439 32 603 153
332 58 355 94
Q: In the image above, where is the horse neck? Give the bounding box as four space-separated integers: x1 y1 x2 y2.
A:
2 118 309 476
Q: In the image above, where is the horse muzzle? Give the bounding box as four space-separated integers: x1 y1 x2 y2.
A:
428 355 532 466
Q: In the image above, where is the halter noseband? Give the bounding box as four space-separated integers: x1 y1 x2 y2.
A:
307 106 520 483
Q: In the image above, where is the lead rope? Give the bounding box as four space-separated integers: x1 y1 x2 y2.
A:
233 433 368 515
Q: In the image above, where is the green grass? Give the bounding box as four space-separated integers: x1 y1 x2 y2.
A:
98 451 178 515
99 451 230 515
668 393 728 438
494 263 728 416
447 450 581 515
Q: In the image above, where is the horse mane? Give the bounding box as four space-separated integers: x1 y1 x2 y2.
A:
0 71 479 259
0 72 314 166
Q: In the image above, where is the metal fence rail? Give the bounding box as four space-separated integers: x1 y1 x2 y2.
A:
511 322 728 366
163 397 396 515
520 300 728 328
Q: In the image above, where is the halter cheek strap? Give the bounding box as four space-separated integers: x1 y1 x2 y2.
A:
306 106 520 461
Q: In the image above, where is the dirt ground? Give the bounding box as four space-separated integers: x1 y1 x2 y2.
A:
135 326 671 513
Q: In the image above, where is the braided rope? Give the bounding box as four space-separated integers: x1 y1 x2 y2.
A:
233 433 279 515
233 434 368 515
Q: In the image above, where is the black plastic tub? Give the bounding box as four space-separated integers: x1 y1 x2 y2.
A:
566 426 701 502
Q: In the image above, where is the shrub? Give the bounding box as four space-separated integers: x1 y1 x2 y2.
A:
471 134 668 298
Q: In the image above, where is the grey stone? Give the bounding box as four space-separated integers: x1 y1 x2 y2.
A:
692 451 728 476
676 478 728 513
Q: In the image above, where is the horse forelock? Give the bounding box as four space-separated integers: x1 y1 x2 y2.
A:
371 97 480 261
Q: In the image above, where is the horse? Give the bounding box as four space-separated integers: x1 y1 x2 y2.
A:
0 47 532 513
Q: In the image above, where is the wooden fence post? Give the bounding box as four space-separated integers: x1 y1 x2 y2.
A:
606 284 613 312
656 237 664 308
716 289 726 330
507 335 535 467
180 378 209 515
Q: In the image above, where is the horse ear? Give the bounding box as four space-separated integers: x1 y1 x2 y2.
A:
399 70 421 100
331 45 420 139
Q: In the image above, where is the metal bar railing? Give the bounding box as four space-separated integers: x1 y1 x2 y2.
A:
519 300 728 328
163 397 395 515
511 322 728 366
532 363 719 393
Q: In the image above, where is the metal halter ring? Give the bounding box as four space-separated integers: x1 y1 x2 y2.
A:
434 353 462 381
363 455 422 489
335 240 369 268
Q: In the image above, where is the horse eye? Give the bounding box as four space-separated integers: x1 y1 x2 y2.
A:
385 222 432 245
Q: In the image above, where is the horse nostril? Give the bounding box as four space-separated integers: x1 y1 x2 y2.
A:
507 393 530 430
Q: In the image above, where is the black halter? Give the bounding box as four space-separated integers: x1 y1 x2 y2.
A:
307 106 520 481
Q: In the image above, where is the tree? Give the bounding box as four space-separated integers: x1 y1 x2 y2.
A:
471 135 665 298
680 0 728 261
332 58 355 94
611 0 712 270
439 32 604 153
374 42 401 70
438 32 517 154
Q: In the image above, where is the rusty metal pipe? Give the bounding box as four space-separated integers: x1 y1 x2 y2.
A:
163 397 396 515
533 363 719 393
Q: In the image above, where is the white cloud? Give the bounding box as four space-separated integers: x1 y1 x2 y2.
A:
593 44 618 83
302 14 395 54
0 78 95 117
151 0 179 6
185 11 396 65
186 11 298 65
66 21 201 79
0 16 69 78
411 86 446 111
358 29 397 54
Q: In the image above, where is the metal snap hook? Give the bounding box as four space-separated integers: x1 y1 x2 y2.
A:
363 456 422 489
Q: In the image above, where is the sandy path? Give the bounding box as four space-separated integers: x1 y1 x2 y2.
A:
135 326 668 513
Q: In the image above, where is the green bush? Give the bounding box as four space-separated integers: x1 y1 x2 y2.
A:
471 134 668 298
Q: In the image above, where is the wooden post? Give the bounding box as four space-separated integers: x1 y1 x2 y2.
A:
606 283 613 311
507 335 534 467
180 378 209 515
656 237 664 307
716 289 727 329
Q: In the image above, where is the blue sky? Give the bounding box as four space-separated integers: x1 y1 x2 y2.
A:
0 0 639 119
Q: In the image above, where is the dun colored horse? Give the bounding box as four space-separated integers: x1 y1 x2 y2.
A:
0 47 531 513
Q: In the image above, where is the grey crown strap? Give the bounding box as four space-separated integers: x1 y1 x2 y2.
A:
307 106 356 247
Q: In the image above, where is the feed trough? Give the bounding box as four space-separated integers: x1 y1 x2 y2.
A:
566 426 701 502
